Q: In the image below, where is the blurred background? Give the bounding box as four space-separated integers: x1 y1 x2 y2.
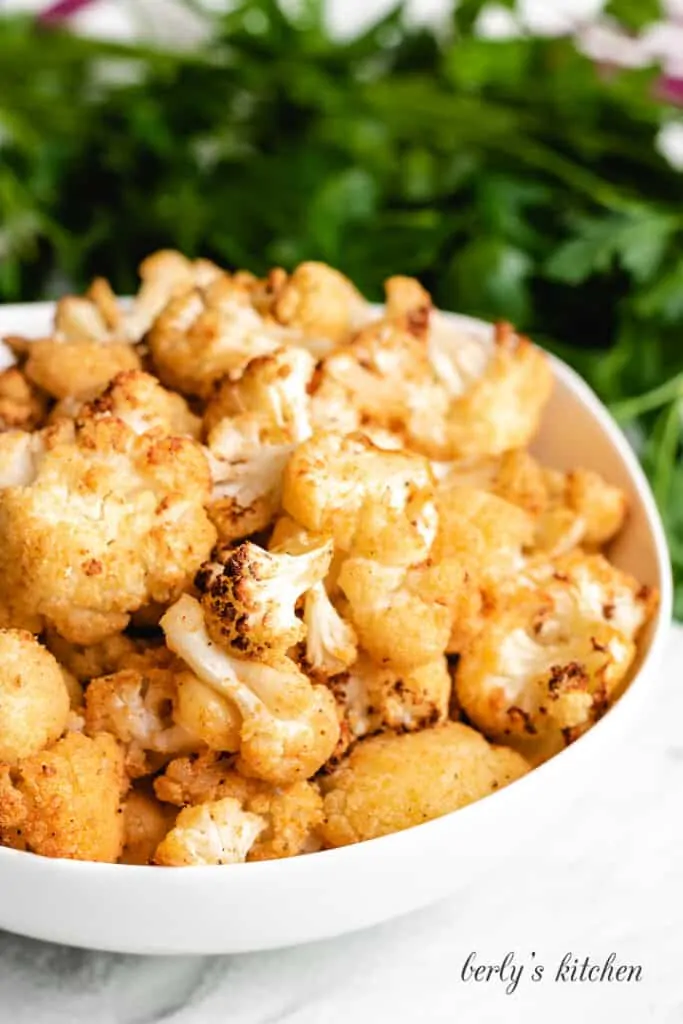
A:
1 0 682 609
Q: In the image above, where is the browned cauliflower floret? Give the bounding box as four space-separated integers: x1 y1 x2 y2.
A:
311 314 447 449
0 629 70 764
0 409 216 644
81 370 201 439
266 261 366 350
424 319 553 459
6 280 141 401
330 653 451 740
0 367 47 431
154 797 266 866
162 594 340 784
124 249 223 343
84 648 202 778
283 432 437 564
203 348 315 543
204 346 315 441
154 752 323 860
338 557 468 670
44 630 147 682
303 583 358 675
455 555 655 759
319 722 528 846
120 784 176 865
0 732 127 861
196 540 332 659
440 451 627 555
148 275 287 397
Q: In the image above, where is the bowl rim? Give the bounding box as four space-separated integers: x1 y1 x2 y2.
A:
0 305 673 880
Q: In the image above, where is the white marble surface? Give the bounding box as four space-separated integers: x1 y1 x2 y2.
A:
0 625 681 1023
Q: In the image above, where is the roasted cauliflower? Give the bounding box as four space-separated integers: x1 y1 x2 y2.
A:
0 732 127 861
155 752 323 860
0 629 70 764
455 553 655 758
283 431 438 564
162 594 340 784
195 540 332 659
0 252 656 868
0 367 47 431
320 722 529 846
154 797 265 866
0 404 216 643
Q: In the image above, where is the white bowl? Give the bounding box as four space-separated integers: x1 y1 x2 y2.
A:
0 303 673 955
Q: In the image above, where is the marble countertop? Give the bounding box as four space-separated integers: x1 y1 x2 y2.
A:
0 627 680 1023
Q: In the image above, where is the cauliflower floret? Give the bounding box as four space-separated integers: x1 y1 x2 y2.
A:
455 570 644 758
44 630 147 682
154 752 323 860
148 275 287 397
204 346 315 442
384 275 432 322
162 594 340 784
120 785 176 865
338 557 467 669
312 315 449 452
329 653 451 740
81 370 201 439
425 320 553 459
0 629 70 764
267 261 366 348
283 432 438 564
154 797 265 866
0 411 216 644
539 551 658 641
319 722 528 846
0 367 47 431
303 583 358 675
6 280 141 401
440 451 627 555
173 671 242 754
84 648 202 778
203 348 315 543
124 249 223 343
0 732 127 861
195 540 333 659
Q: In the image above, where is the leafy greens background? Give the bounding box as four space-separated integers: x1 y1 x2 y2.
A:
1 0 682 611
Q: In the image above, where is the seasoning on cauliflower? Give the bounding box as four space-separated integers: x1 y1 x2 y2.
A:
204 346 315 441
155 752 323 860
82 369 201 439
303 583 358 675
440 450 627 555
6 280 141 401
454 556 654 758
203 348 315 542
154 797 266 866
148 274 286 397
282 431 438 564
0 629 70 764
319 721 529 846
0 406 216 644
338 556 468 670
329 653 451 741
84 648 201 778
120 784 176 865
266 261 366 349
425 319 554 459
161 594 340 784
0 732 127 861
195 540 333 659
0 367 47 432
44 630 147 683
124 249 223 343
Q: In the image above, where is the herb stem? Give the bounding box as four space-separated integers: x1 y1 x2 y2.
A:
653 399 682 509
609 372 683 422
